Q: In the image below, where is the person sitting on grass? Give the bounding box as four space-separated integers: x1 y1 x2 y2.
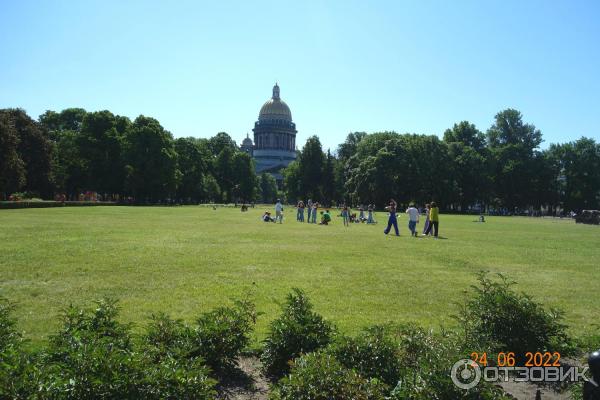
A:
319 210 332 225
262 211 275 222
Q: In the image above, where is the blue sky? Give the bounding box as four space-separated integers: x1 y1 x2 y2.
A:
1 0 599 151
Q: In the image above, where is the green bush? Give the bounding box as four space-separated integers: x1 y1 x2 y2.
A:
34 299 217 399
142 313 195 361
0 298 19 352
271 352 386 400
456 272 572 362
390 325 510 400
328 325 401 387
0 298 39 399
37 298 141 398
191 298 257 371
136 355 217 399
262 288 334 378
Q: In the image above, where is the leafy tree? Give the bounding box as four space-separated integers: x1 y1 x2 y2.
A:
208 132 237 155
202 174 221 203
232 151 257 203
39 108 87 139
79 110 129 195
2 109 53 197
337 131 367 162
487 109 543 209
282 161 302 202
52 130 88 196
214 146 235 202
547 138 600 211
124 116 179 202
0 111 26 197
321 150 337 205
298 136 325 200
444 122 490 210
260 172 278 203
174 137 210 202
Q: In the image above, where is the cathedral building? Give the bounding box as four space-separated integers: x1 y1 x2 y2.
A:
240 84 297 184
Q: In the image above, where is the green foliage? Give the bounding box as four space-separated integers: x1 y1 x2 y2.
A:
192 298 257 371
232 151 258 202
328 325 401 387
262 288 334 378
389 325 510 400
0 112 26 196
124 116 180 202
456 272 572 361
271 352 387 400
0 299 218 399
260 172 279 203
0 109 52 198
37 298 140 398
174 137 211 203
345 132 453 207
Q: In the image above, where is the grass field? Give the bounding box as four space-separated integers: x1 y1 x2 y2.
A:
1 206 598 347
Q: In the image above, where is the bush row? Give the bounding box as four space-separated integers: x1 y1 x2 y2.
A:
0 273 581 399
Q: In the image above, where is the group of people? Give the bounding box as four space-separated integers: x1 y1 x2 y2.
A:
384 199 440 237
262 198 440 238
294 200 378 226
263 199 334 225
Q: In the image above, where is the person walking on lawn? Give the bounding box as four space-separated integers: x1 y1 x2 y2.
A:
383 199 399 236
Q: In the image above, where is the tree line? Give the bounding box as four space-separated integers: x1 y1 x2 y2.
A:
284 109 600 213
0 108 270 203
1 107 599 211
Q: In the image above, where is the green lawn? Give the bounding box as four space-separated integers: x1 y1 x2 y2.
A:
1 206 598 347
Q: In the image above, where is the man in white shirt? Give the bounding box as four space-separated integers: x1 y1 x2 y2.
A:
405 204 420 237
275 199 284 224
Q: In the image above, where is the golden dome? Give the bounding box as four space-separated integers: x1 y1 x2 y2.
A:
259 84 292 122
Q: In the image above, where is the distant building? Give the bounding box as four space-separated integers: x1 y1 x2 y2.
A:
240 84 297 185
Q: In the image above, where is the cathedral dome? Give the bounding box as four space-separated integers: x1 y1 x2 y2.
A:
242 134 253 147
258 84 292 122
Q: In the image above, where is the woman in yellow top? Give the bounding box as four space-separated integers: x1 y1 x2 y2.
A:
423 201 439 237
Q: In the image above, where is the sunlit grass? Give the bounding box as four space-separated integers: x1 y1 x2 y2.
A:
1 206 598 347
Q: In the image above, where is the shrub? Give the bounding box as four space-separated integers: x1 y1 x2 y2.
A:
328 325 401 387
262 288 334 378
0 297 19 352
0 298 38 399
37 298 141 398
456 272 572 362
271 352 386 400
142 313 195 361
390 325 510 400
33 299 218 399
137 354 216 399
137 313 217 398
191 298 257 371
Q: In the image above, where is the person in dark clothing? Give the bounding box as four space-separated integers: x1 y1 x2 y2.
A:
383 199 399 236
585 350 600 400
